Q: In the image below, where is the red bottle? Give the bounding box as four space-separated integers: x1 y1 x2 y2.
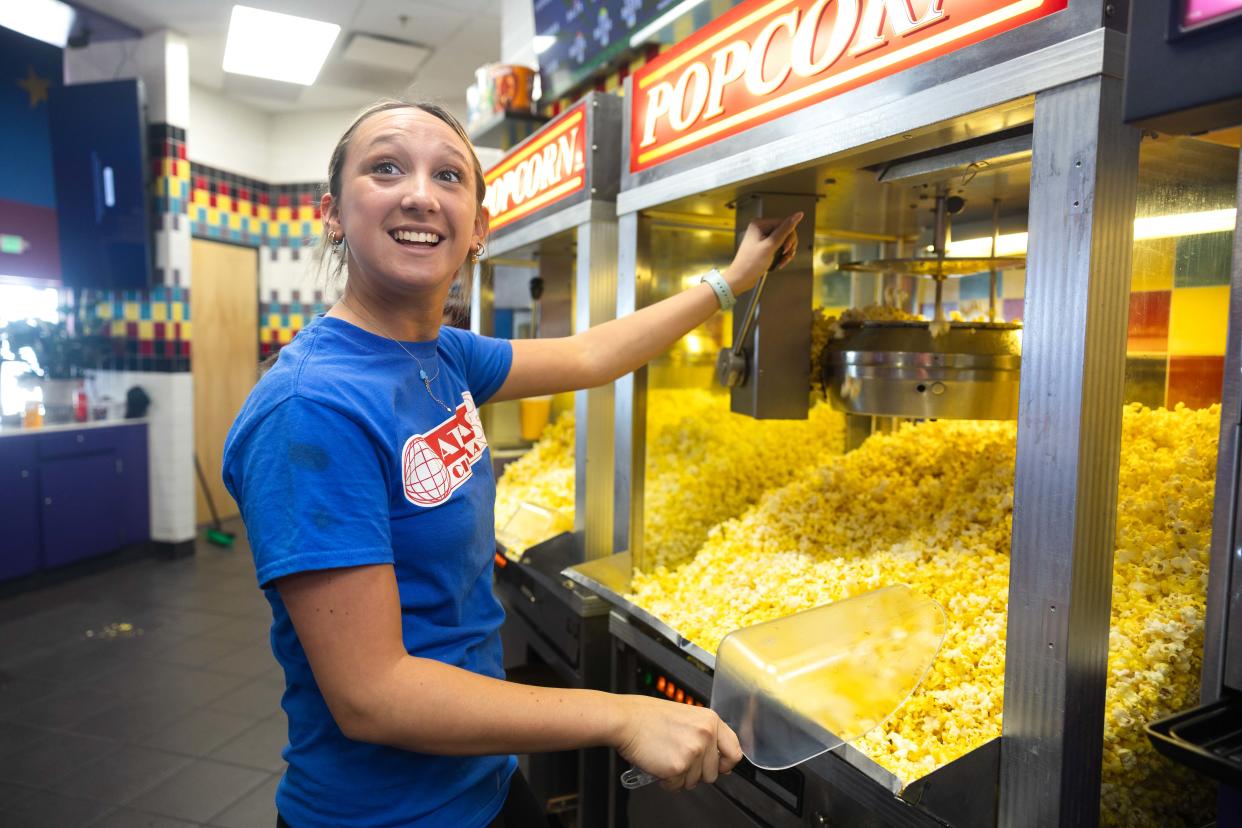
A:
73 382 88 423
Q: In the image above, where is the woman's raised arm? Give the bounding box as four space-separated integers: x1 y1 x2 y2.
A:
490 212 803 402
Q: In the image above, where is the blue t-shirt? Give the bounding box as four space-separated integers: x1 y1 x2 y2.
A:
222 316 515 828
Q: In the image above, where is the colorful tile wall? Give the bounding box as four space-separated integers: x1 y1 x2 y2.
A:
259 287 331 357
188 164 322 251
149 123 190 220
1125 231 1234 409
81 285 191 372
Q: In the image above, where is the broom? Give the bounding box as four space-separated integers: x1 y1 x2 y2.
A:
194 454 235 548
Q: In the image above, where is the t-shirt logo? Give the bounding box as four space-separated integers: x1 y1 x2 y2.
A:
401 392 489 507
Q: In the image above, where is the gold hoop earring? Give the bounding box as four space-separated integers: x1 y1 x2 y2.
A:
469 242 485 264
330 232 344 247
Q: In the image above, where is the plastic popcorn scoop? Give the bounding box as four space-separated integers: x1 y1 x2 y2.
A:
620 584 947 788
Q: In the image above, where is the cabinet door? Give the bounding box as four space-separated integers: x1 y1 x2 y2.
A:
40 452 121 568
115 424 150 545
0 437 41 581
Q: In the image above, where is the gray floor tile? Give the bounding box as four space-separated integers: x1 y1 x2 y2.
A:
2 787 116 828
201 617 269 645
0 672 62 708
207 676 284 720
90 809 201 828
141 708 257 757
0 778 36 808
90 660 192 697
51 743 193 804
0 729 120 787
143 609 235 637
148 634 246 669
71 696 200 742
1 684 123 730
127 758 269 823
150 668 252 707
207 644 277 678
205 772 279 828
0 721 53 760
208 716 287 772
6 641 128 687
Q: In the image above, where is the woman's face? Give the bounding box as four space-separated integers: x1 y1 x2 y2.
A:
325 108 487 297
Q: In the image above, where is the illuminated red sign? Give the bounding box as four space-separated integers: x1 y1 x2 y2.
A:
630 0 1068 173
484 102 587 232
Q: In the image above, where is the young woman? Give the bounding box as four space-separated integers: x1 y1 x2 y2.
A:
223 98 803 828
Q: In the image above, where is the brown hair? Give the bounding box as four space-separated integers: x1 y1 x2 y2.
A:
316 97 487 310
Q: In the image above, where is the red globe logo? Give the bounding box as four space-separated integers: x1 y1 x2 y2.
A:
403 436 451 506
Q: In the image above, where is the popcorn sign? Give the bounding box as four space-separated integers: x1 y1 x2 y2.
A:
483 103 587 232
630 0 1067 172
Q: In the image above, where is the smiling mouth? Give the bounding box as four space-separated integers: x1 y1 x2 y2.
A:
390 230 442 247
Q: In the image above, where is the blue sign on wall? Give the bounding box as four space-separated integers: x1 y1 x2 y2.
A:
0 26 63 280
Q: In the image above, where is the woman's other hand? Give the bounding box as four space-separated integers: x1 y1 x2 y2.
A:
612 694 743 792
721 211 805 295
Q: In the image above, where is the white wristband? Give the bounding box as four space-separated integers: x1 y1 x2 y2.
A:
700 268 736 311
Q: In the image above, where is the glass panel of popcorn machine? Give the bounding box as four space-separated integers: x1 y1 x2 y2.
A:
491 231 577 557
1101 129 1238 827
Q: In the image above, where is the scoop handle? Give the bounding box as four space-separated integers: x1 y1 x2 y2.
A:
619 767 658 789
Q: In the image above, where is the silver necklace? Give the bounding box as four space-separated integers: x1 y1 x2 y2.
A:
345 296 453 414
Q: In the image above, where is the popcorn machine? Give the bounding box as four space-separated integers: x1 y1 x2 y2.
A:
562 0 1239 826
474 91 622 826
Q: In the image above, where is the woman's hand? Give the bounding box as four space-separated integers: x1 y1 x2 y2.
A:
612 694 744 791
721 212 805 295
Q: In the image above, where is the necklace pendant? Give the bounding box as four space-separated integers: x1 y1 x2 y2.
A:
419 369 429 382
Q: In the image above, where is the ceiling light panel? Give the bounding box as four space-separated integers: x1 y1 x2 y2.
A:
0 0 75 48
223 5 341 86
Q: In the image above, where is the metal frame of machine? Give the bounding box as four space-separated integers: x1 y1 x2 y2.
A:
476 91 623 827
575 1 1154 825
478 90 623 559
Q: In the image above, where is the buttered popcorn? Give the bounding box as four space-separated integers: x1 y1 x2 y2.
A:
628 404 1218 826
494 389 845 562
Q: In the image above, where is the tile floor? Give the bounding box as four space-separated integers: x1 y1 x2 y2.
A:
0 519 284 828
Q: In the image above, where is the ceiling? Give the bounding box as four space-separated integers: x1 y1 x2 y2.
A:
72 0 503 114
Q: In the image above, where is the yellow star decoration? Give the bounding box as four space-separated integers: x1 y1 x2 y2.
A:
17 65 51 108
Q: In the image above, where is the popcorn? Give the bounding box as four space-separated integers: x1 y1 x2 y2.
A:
627 403 1219 826
494 389 845 563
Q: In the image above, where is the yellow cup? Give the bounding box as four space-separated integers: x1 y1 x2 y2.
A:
519 395 553 441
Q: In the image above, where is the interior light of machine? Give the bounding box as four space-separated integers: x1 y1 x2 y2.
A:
1133 207 1237 241
532 35 556 55
222 5 340 86
946 207 1237 258
0 0 75 47
945 231 1030 258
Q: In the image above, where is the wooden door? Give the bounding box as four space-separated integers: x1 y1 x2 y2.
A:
191 239 258 525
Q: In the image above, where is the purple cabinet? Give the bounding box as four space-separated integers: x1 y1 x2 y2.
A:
0 437 40 581
0 422 150 582
40 452 121 567
115 424 149 546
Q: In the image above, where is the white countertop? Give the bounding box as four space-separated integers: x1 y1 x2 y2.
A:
0 418 148 439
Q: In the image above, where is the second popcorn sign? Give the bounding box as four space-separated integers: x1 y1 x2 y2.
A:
630 0 1069 173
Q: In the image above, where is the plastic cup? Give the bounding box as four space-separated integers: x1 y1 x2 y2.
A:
519 395 553 441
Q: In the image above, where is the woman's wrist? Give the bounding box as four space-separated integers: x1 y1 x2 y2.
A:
602 691 637 751
722 264 751 292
